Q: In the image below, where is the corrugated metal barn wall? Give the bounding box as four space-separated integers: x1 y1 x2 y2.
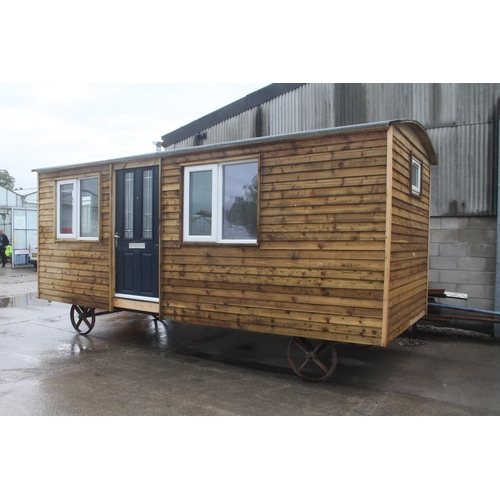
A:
168 83 500 217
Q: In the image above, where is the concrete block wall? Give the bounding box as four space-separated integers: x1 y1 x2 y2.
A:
428 217 496 310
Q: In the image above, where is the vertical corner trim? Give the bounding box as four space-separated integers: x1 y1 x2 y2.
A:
381 126 395 346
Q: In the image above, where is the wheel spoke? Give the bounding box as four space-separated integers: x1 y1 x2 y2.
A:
70 305 96 335
296 358 311 375
313 340 330 355
287 336 337 382
292 336 314 353
313 357 330 375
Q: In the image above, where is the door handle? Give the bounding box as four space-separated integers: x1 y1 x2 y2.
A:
114 233 120 248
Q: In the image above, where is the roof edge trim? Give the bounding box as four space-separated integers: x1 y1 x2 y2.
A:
33 120 397 173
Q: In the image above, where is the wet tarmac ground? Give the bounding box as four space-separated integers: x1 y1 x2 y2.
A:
1 266 500 415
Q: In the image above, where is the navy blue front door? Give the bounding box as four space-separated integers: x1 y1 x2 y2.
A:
115 166 159 298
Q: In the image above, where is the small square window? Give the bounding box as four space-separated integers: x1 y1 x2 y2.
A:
411 156 422 196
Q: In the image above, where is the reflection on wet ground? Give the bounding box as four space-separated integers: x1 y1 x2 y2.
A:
2 295 500 416
0 293 52 308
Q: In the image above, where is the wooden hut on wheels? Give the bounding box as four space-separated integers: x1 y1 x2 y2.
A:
34 119 438 381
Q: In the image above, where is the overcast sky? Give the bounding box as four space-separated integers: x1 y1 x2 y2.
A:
1 4 494 193
0 83 268 189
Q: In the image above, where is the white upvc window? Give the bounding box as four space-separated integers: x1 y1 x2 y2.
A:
411 156 422 196
183 160 258 244
56 177 99 240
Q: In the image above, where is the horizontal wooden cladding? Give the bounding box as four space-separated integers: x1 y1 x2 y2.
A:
261 202 386 219
261 179 386 200
262 192 386 211
39 276 108 294
261 176 387 197
393 124 432 167
164 264 384 290
39 291 109 311
40 268 108 285
164 307 383 345
164 294 382 329
261 160 387 184
164 275 384 301
261 211 386 225
162 252 385 273
37 164 113 311
261 221 386 235
259 240 386 252
261 134 388 160
386 125 431 343
162 284 384 314
261 140 387 167
387 299 427 344
40 249 109 263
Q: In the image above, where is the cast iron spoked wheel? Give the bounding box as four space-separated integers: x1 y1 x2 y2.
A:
287 336 337 382
70 305 96 335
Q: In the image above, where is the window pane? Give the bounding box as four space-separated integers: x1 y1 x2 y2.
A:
222 162 258 240
27 210 37 230
60 183 74 235
125 172 134 238
412 158 421 194
143 170 153 239
189 170 213 236
80 178 98 238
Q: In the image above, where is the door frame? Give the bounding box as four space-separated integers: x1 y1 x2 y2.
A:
110 160 162 314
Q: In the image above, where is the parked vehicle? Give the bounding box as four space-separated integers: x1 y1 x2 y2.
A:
28 232 37 269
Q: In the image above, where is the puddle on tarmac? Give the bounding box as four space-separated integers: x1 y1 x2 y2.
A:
0 293 53 308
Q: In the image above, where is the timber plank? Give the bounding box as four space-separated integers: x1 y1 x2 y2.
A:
162 254 385 272
164 298 383 329
164 278 385 301
163 286 381 312
260 175 387 193
163 263 385 281
261 182 386 200
261 137 388 160
261 146 388 167
261 221 386 233
167 308 382 339
261 203 386 217
163 270 384 290
261 161 387 183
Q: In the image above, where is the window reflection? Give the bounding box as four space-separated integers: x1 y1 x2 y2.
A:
189 170 212 236
80 178 98 238
222 162 258 240
60 183 74 235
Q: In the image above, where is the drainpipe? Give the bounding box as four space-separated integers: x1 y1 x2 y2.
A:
495 116 500 338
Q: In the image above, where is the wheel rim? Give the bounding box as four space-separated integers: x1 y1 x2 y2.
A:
70 305 96 335
287 337 337 382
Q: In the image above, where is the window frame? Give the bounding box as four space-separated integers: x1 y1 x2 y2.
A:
183 159 258 244
56 176 100 241
411 154 422 197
